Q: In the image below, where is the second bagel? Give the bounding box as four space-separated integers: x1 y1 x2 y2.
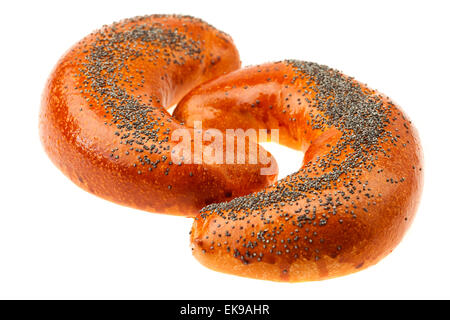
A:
174 60 424 282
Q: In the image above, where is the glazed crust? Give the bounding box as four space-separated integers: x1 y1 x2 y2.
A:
174 61 424 281
39 15 276 216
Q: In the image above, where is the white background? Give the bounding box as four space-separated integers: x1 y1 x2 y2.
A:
0 0 449 299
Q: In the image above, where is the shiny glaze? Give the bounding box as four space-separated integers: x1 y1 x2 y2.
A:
174 61 424 281
40 15 276 216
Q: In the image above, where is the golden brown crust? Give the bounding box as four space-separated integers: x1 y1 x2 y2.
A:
174 61 424 281
39 15 277 216
40 15 423 281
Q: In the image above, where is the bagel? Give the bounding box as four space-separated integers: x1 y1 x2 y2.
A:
173 60 424 282
39 15 276 216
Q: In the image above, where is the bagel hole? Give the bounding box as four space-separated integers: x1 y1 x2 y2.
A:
167 105 177 114
168 105 304 180
259 142 304 180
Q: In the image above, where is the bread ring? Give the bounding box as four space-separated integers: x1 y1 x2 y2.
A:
174 60 424 281
39 15 276 216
